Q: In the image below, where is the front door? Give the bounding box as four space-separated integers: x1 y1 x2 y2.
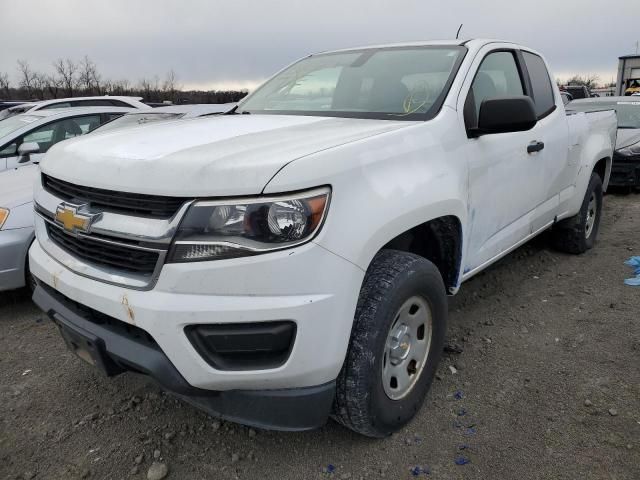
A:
462 49 549 273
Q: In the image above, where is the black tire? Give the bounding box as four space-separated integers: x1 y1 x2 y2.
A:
550 172 603 254
332 249 447 437
24 241 37 293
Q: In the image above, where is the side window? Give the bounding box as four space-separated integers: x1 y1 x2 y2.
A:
108 100 132 107
39 102 72 110
70 115 102 133
105 112 125 122
72 99 114 107
522 52 556 118
21 115 99 153
0 143 18 157
466 51 524 128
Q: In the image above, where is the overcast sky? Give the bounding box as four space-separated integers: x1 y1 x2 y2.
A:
1 0 638 91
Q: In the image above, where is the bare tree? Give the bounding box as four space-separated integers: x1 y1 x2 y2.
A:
17 59 36 97
78 55 101 94
162 69 182 102
31 72 49 99
139 77 152 100
45 74 63 98
53 58 77 97
564 74 601 90
0 72 10 98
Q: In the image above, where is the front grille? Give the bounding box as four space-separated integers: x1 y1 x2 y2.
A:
42 174 191 218
46 223 159 275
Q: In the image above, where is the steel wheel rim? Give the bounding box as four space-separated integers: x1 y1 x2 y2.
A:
585 192 597 239
382 295 433 400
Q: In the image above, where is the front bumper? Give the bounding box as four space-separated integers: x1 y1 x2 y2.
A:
33 283 336 430
0 227 34 292
29 239 364 391
610 154 640 187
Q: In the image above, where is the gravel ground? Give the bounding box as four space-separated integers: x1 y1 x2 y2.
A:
1 194 639 480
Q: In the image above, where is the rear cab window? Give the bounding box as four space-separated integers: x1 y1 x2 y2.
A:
521 51 557 118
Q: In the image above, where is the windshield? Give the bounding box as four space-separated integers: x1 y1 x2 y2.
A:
569 100 640 129
0 114 40 138
238 46 466 120
92 112 183 133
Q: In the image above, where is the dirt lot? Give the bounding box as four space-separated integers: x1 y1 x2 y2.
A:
1 194 639 480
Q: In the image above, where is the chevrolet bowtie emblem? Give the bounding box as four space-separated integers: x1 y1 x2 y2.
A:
54 203 100 234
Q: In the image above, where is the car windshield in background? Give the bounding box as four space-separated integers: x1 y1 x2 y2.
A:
0 115 40 137
93 112 183 133
238 46 466 120
569 101 640 129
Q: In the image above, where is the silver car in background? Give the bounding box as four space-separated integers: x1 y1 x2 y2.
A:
0 165 38 291
568 97 640 187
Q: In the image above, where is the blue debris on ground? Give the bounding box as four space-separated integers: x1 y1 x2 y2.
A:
454 390 464 400
410 465 431 476
324 464 335 474
624 256 640 286
455 455 471 466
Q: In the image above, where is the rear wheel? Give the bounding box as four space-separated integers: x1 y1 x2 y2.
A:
551 172 603 254
333 250 447 437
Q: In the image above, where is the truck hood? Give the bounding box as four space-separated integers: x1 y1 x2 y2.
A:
40 115 411 196
0 164 38 209
616 128 640 149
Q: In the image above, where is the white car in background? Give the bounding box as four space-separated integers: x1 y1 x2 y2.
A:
0 96 149 120
0 104 234 292
0 106 135 291
0 107 134 172
92 103 237 133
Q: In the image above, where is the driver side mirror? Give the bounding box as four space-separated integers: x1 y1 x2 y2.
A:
471 95 538 137
18 142 40 163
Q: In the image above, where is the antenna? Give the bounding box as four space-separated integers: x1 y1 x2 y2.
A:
456 24 464 40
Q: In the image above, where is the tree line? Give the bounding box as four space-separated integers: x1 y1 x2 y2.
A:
0 56 248 104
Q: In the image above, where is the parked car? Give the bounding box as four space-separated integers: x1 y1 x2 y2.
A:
562 85 591 99
0 101 30 112
559 91 574 105
0 165 38 292
568 97 640 187
0 107 133 172
0 96 148 120
91 103 237 133
0 104 235 292
30 39 616 437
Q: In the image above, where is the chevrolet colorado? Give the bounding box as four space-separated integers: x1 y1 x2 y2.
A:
30 39 617 437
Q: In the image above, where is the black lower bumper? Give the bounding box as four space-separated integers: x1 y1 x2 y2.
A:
32 284 335 431
610 158 640 187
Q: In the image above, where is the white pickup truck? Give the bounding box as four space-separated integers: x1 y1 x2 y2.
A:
30 39 616 437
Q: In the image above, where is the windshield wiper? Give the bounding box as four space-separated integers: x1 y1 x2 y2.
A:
225 105 251 115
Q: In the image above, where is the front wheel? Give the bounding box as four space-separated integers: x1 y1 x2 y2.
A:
332 250 447 437
551 172 603 254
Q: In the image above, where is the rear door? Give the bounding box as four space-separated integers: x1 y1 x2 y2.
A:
519 50 571 232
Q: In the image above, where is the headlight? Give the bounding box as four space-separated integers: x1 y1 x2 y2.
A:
618 142 640 156
0 208 9 230
168 187 330 262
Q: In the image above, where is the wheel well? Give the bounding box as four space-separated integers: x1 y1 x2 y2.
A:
593 157 608 184
381 216 462 293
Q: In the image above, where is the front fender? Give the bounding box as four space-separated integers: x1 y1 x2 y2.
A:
263 114 468 276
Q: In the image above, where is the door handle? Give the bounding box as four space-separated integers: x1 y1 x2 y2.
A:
527 141 545 154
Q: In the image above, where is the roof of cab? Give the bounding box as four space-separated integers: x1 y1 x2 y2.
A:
315 39 510 55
